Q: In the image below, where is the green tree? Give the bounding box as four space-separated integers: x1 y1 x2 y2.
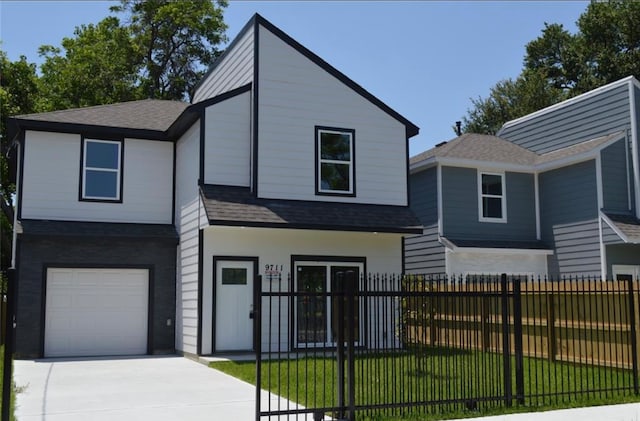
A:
38 16 142 111
462 69 566 135
111 0 228 101
0 51 40 271
462 0 640 134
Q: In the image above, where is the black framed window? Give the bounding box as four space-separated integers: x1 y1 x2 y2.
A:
315 127 355 196
81 139 123 202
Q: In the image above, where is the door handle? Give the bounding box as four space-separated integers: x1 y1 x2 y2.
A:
249 310 255 319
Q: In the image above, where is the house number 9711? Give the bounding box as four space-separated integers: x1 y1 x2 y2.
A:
265 264 283 275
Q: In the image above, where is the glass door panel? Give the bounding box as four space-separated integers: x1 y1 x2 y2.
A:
296 266 327 345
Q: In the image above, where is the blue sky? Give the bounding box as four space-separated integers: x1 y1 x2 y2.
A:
0 1 589 155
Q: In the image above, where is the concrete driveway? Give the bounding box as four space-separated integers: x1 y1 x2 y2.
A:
14 355 640 421
14 355 261 421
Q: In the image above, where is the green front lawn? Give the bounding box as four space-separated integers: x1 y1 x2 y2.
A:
211 347 640 420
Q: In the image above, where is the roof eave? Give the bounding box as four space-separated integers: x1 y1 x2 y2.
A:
208 219 422 234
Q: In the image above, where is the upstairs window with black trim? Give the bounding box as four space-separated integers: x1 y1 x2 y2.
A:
316 127 355 196
81 138 123 202
478 171 506 222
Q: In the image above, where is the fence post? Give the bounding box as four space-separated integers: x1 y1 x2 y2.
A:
336 271 346 419
500 273 513 407
254 274 262 421
546 288 556 362
512 277 525 405
2 268 16 421
345 270 357 421
627 277 639 395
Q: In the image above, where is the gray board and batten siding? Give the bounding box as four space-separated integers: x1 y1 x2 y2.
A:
498 83 631 154
539 160 601 277
404 167 445 275
601 138 633 213
441 167 537 241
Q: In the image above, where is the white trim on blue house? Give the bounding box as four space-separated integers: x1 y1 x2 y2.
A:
629 82 640 219
437 164 443 236
534 173 541 240
596 153 607 280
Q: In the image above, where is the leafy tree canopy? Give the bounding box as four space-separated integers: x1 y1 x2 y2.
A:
462 0 640 135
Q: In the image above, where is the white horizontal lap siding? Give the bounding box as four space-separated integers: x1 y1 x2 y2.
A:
202 226 403 352
21 131 172 223
257 27 407 205
193 25 254 103
204 91 251 187
175 123 201 354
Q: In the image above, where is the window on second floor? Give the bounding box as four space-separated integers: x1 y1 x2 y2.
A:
478 171 506 223
80 138 123 202
315 127 355 196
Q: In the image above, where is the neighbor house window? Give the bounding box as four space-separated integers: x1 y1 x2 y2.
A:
316 127 355 195
81 138 122 201
478 171 506 222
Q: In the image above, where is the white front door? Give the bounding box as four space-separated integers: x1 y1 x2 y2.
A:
215 259 255 351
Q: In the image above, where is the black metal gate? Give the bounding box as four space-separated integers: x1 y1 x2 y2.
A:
255 273 639 420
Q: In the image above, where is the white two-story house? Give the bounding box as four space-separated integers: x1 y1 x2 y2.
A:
8 14 421 359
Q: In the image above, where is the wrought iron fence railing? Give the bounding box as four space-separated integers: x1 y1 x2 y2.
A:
256 273 640 420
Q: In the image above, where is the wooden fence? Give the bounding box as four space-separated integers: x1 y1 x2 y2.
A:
404 277 639 370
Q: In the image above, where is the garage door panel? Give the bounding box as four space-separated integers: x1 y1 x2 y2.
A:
45 268 149 358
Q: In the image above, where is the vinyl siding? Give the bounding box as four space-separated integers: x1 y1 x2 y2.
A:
404 167 445 274
539 160 601 277
21 131 173 224
202 226 403 352
601 138 631 212
175 123 201 355
256 26 407 205
499 84 631 153
441 166 537 241
193 25 254 103
203 91 251 187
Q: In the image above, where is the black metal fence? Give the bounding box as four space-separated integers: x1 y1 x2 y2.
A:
255 273 640 420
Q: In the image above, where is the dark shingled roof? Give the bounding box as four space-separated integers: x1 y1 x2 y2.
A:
13 99 189 133
17 220 178 242
604 213 640 243
411 131 625 168
442 237 552 251
200 184 422 234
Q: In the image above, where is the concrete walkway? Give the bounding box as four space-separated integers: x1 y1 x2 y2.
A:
13 355 640 420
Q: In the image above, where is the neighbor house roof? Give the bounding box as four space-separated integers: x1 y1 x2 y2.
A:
200 184 423 234
603 213 640 244
410 131 626 172
410 133 538 167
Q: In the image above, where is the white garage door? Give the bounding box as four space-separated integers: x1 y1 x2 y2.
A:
45 268 149 358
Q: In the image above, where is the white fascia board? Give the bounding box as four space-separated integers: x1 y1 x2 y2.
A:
629 82 640 219
409 157 437 174
600 211 631 244
438 237 553 255
454 246 553 256
436 157 533 173
535 133 626 172
499 76 637 133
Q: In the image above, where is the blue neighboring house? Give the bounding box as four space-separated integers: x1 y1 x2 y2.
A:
406 76 640 280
